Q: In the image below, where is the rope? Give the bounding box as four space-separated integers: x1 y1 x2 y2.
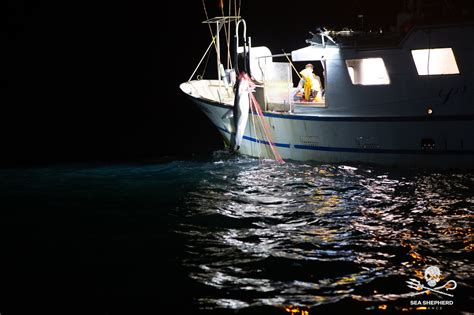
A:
188 37 215 82
201 43 213 79
250 92 284 164
220 3 232 71
239 73 284 164
282 49 302 80
249 91 262 161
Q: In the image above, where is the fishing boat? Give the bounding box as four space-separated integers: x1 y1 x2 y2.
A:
179 2 474 168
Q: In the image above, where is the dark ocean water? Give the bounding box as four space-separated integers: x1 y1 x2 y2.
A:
0 152 473 314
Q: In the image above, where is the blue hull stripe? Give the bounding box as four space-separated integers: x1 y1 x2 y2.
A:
216 126 290 148
216 126 474 156
293 144 474 155
242 136 291 148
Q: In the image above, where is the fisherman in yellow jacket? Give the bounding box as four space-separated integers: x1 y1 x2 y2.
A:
298 64 322 102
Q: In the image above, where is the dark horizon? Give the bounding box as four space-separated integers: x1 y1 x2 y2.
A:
3 0 474 167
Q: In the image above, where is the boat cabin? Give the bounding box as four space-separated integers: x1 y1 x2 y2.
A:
182 16 473 120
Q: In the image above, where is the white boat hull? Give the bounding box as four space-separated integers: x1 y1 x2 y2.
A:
187 95 474 168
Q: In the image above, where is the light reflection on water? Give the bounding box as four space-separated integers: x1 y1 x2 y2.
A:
174 152 474 313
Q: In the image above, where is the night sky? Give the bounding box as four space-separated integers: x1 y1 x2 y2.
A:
4 1 160 165
4 1 473 166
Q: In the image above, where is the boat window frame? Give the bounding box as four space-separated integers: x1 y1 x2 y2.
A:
344 57 391 86
410 47 460 76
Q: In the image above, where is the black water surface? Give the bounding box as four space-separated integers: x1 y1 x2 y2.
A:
0 153 472 314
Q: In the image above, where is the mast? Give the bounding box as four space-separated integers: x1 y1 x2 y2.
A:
216 20 221 82
202 16 240 82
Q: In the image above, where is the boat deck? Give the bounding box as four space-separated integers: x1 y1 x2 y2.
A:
292 103 326 115
183 80 327 116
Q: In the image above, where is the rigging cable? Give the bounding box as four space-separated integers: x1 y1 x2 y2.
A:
200 43 213 79
188 37 216 82
202 0 218 53
227 0 233 69
219 0 232 71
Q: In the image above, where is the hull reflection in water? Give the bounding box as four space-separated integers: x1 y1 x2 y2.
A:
173 152 474 313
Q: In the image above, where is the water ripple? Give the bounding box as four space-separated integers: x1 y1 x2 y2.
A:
174 153 474 313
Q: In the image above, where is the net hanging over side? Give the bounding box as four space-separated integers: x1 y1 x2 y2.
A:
239 73 285 164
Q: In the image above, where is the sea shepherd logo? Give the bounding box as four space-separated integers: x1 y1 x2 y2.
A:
407 266 457 297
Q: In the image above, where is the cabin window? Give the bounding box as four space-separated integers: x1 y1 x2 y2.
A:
345 58 390 85
411 48 460 75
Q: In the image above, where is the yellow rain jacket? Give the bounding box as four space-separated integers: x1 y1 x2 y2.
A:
299 68 322 102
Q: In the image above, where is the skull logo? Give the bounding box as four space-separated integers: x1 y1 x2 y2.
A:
424 266 441 287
